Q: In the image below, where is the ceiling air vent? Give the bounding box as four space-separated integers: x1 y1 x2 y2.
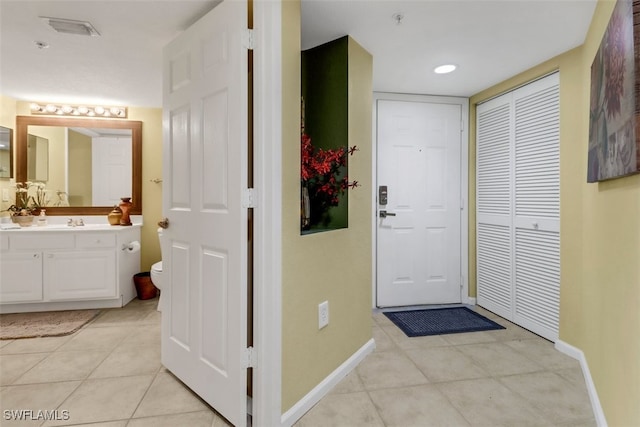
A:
40 17 100 37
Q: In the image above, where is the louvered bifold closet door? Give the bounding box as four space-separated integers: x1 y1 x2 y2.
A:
512 74 560 341
476 96 513 320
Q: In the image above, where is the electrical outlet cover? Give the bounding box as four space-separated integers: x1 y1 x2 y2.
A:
318 301 329 329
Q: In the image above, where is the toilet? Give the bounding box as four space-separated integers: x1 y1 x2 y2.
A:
150 228 165 311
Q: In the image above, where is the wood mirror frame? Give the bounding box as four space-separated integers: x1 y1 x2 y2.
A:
15 115 142 216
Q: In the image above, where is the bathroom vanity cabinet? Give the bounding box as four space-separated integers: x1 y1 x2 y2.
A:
0 224 141 313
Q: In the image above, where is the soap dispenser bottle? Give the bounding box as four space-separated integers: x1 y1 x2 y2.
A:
37 209 48 227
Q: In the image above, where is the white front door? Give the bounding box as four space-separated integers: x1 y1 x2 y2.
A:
376 97 463 307
161 2 249 426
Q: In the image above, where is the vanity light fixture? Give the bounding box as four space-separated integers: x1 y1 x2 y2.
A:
434 64 457 74
30 102 128 118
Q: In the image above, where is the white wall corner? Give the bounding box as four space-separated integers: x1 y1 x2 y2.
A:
280 339 376 427
555 339 608 427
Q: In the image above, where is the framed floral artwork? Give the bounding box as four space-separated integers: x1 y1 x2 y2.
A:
587 0 640 182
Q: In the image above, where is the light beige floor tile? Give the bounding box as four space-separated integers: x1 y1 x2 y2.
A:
556 367 589 389
369 384 470 427
441 330 498 345
88 308 149 327
295 391 384 427
89 346 161 379
117 325 161 350
499 371 594 424
0 339 14 348
457 342 543 376
381 325 450 350
437 377 552 426
59 422 127 427
405 346 489 383
0 353 48 385
372 312 395 327
132 372 209 418
371 325 395 352
0 335 72 354
554 418 598 427
55 326 131 352
42 375 154 426
140 309 161 324
505 338 580 370
127 410 216 427
14 350 109 384
0 381 81 427
356 350 428 390
330 371 364 395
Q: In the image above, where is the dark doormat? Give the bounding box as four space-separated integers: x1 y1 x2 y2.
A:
384 306 505 337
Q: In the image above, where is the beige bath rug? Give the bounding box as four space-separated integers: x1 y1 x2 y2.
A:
0 309 101 340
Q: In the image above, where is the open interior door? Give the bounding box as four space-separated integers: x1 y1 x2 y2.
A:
161 1 249 426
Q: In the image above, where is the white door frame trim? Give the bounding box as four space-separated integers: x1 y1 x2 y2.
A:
252 1 283 425
372 92 470 307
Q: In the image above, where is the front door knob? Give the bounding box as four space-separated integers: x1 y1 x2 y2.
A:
379 210 397 218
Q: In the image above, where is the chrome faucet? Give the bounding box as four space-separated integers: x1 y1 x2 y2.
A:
67 218 85 227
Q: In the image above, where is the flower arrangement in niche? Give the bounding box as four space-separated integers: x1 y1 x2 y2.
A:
301 132 358 230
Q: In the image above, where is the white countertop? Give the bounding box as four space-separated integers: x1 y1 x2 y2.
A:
0 215 143 232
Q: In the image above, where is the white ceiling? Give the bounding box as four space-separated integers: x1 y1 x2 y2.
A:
0 0 597 108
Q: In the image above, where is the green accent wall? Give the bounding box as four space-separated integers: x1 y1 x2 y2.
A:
301 36 349 231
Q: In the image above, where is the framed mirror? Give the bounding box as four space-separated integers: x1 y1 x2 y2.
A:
0 126 13 178
15 115 142 216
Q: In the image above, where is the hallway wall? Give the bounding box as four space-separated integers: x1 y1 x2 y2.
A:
281 0 374 413
469 1 640 424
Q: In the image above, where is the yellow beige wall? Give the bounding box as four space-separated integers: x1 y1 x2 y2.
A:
68 130 93 207
0 95 17 215
281 0 373 412
2 99 163 272
469 1 639 424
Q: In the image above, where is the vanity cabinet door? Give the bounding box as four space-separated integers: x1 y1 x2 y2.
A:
0 252 43 303
45 250 117 300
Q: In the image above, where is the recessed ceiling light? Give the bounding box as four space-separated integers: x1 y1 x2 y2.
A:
434 64 457 74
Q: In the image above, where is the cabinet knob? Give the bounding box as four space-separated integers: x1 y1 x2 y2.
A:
96 239 101 244
33 253 39 259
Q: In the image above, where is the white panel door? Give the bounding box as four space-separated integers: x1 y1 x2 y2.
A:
162 2 248 426
92 136 133 206
377 99 462 307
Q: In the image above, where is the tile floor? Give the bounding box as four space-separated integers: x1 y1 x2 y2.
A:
0 299 596 427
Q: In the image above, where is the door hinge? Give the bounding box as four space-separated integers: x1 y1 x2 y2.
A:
242 188 257 208
242 346 257 368
243 29 255 50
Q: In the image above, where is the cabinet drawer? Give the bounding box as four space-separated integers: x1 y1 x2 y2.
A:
11 234 74 250
76 233 116 249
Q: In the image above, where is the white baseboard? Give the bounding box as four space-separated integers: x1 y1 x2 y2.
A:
464 296 477 305
555 339 607 427
280 338 376 427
